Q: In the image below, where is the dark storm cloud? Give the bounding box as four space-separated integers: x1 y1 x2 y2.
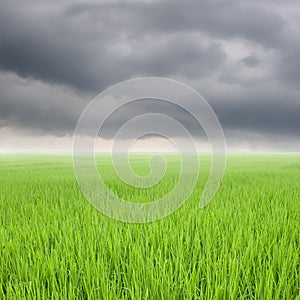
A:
276 39 300 88
0 0 292 90
0 0 227 91
0 0 300 149
240 55 260 68
100 99 207 140
64 0 284 48
0 73 85 135
211 88 300 137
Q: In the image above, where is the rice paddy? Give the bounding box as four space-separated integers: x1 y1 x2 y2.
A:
0 153 299 299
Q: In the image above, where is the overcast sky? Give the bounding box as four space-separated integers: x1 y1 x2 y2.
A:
0 0 300 152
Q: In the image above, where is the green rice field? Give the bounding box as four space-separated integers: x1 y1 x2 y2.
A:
0 153 299 299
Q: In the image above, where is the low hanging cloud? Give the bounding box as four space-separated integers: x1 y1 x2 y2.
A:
0 0 300 151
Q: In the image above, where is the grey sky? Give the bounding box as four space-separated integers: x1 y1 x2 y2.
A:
0 0 300 151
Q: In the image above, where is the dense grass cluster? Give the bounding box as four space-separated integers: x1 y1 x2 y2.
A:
0 153 299 299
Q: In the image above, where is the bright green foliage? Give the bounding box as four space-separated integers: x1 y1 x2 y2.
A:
0 153 299 299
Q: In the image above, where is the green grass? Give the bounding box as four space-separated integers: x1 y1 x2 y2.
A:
0 153 299 299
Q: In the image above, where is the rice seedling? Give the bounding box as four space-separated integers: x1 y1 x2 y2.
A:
0 153 299 299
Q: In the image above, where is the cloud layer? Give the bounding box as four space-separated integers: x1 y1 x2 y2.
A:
0 0 300 151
